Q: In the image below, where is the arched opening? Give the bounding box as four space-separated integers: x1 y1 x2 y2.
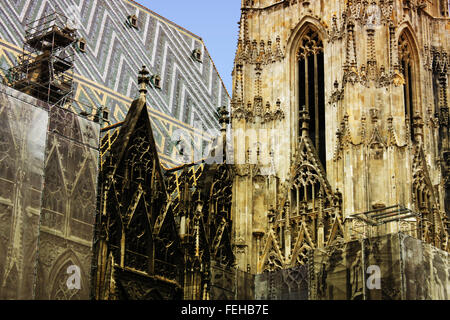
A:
398 30 419 142
48 251 86 300
297 26 326 169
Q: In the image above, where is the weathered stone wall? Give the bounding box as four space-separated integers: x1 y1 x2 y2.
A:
0 84 99 299
0 85 48 299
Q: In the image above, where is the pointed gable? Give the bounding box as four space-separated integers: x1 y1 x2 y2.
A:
110 96 166 192
291 136 333 198
259 132 344 271
95 69 183 293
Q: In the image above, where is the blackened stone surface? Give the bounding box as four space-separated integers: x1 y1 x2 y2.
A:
209 264 255 300
113 267 182 300
0 85 48 299
210 264 236 300
255 266 308 300
235 268 255 300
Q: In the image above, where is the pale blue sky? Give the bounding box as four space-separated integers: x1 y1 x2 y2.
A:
139 0 241 95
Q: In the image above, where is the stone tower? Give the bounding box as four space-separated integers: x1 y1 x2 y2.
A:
230 0 450 274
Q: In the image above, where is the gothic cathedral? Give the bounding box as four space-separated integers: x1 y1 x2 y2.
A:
230 0 449 275
0 0 448 300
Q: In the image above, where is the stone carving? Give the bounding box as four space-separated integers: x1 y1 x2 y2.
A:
235 36 284 65
259 133 344 272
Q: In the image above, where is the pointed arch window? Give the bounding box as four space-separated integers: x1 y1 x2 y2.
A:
297 27 326 169
398 32 417 141
440 0 450 17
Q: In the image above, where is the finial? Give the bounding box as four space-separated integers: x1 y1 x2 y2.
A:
138 66 150 97
413 112 424 143
218 106 230 163
218 106 230 131
299 105 310 137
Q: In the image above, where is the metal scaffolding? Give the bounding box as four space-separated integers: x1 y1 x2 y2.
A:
8 12 76 106
349 204 422 240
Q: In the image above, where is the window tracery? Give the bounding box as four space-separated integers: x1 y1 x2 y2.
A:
398 31 418 142
297 26 326 169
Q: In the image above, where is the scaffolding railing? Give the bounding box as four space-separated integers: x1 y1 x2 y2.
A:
24 11 77 49
348 204 422 240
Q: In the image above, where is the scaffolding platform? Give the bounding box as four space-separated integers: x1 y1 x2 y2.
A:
348 204 422 240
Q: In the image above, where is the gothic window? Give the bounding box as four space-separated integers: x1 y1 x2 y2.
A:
70 162 96 240
0 105 17 182
297 27 326 169
291 165 327 218
432 59 440 120
125 197 153 273
41 150 66 231
398 31 417 141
